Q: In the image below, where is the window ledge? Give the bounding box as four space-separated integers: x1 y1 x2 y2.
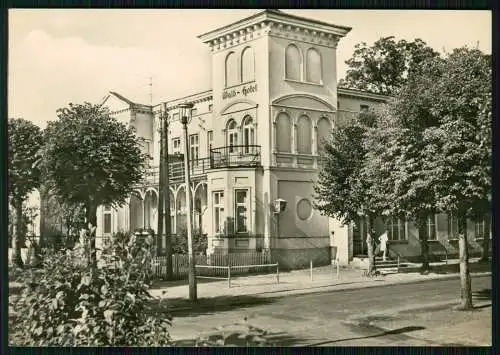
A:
474 237 492 241
285 78 324 87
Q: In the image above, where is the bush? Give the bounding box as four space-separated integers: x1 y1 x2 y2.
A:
10 232 172 346
172 227 208 255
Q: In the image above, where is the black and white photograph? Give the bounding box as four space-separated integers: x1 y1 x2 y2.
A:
7 8 492 347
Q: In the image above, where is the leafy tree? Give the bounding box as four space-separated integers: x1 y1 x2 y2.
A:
369 47 490 308
428 48 492 309
339 37 439 96
314 111 385 275
8 118 44 268
362 58 446 273
40 102 147 270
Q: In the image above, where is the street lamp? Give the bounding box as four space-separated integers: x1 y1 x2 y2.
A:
273 198 287 251
179 102 197 302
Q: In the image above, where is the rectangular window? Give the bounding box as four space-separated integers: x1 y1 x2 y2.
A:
360 104 369 112
189 134 199 166
448 213 459 239
208 104 213 112
228 132 238 153
103 207 112 234
191 108 198 116
475 213 491 239
172 137 181 155
213 191 224 234
234 189 249 233
427 215 437 240
388 217 406 241
173 112 179 121
207 130 213 153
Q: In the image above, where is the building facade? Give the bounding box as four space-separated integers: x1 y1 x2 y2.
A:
93 10 491 268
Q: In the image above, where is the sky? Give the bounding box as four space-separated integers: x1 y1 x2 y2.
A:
8 9 491 128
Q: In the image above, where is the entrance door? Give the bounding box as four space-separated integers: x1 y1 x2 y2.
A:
352 217 367 256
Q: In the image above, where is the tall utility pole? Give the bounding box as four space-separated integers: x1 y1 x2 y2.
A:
179 102 197 302
163 103 173 280
157 104 173 279
157 108 165 257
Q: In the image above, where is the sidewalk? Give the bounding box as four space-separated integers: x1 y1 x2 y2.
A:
149 257 491 303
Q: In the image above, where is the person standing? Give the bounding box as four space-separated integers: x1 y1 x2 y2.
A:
379 230 389 261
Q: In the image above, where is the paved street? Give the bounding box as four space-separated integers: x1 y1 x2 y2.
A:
168 275 491 346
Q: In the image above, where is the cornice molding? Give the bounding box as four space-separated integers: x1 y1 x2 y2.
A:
338 87 392 102
200 10 350 53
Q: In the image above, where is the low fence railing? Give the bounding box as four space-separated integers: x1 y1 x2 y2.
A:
143 157 211 185
210 145 261 169
150 251 275 281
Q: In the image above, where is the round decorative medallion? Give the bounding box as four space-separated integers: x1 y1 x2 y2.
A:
297 198 313 220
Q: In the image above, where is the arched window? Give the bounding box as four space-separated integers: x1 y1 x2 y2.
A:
285 44 301 81
225 52 238 87
242 116 255 153
297 115 312 154
241 47 255 83
226 119 238 153
276 113 292 152
317 117 332 153
306 48 322 83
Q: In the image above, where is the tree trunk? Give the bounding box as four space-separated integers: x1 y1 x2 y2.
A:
458 212 473 310
365 214 376 276
417 212 430 273
12 202 25 268
85 202 98 270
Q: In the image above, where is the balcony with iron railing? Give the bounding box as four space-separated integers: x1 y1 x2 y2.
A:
210 145 261 169
143 157 211 186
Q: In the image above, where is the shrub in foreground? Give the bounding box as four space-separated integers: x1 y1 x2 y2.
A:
10 234 171 346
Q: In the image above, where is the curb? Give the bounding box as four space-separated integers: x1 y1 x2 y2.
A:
164 272 491 313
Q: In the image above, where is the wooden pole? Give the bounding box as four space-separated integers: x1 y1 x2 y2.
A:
276 263 280 284
181 105 197 302
310 260 313 281
163 103 173 280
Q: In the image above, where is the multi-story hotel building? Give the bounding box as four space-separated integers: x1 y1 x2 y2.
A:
89 9 490 268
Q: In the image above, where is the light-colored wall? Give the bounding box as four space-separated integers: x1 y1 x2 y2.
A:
271 169 329 248
268 36 337 109
211 35 268 162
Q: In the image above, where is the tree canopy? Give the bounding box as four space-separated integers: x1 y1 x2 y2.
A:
8 118 43 207
8 118 44 267
339 37 439 96
41 102 147 216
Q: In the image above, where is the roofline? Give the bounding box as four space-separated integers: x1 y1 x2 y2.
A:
109 91 136 106
198 9 351 42
164 89 213 105
338 87 392 102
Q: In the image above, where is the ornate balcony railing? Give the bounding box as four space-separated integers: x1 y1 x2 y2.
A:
210 145 261 169
143 157 211 185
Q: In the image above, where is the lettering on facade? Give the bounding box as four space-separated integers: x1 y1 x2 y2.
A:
222 83 258 100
